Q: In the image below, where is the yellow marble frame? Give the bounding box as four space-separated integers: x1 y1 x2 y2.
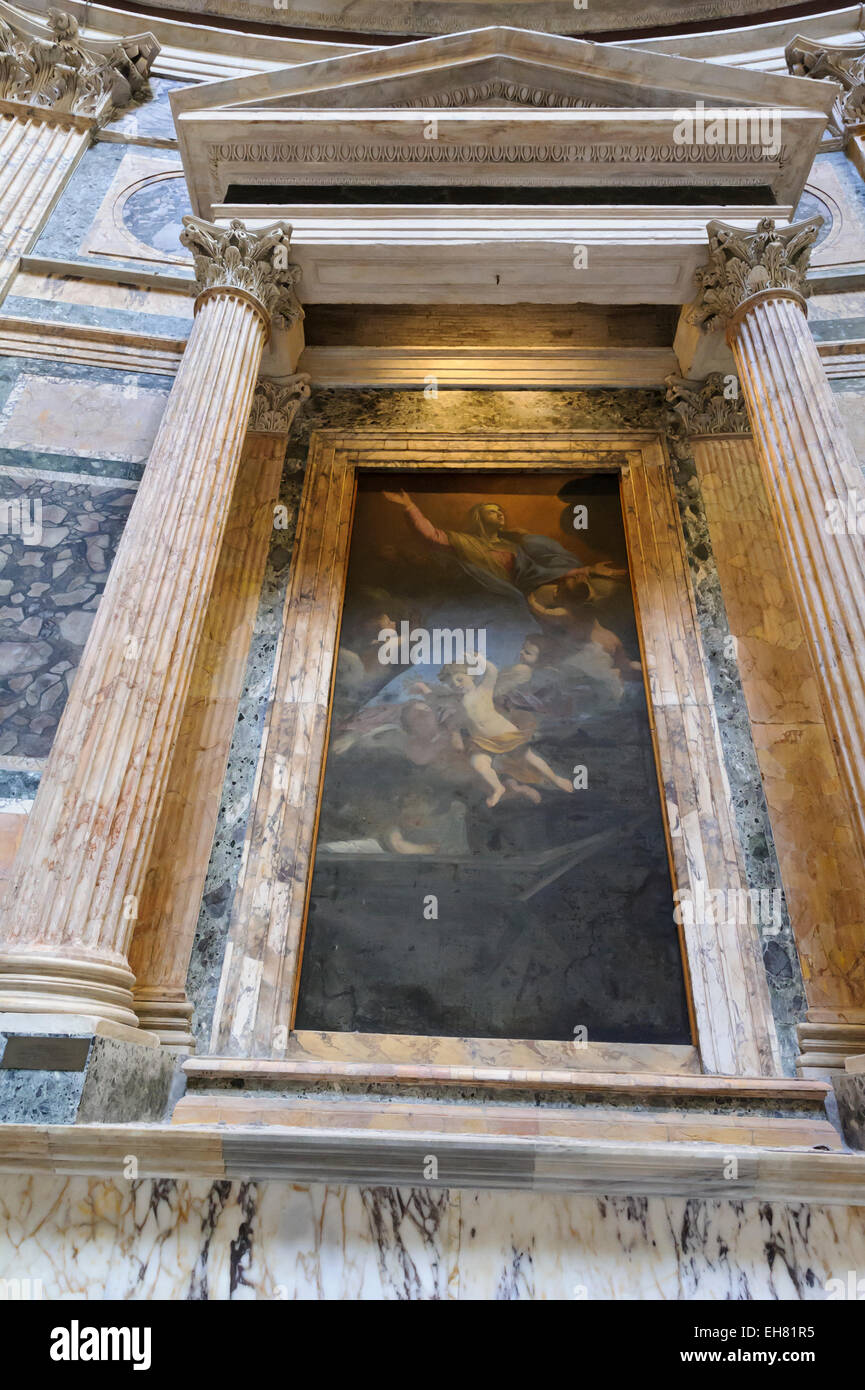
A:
207 429 781 1084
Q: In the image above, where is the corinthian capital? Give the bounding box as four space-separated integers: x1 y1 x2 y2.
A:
690 217 822 334
786 35 865 133
249 375 311 434
0 5 158 121
665 373 749 436
180 217 303 327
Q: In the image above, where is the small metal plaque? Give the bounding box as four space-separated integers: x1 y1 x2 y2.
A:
0 1035 91 1071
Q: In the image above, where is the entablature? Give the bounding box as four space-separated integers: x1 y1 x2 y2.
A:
211 203 791 306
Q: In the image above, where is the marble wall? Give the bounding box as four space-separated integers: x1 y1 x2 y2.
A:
0 358 170 787
0 372 804 1064
0 1175 863 1300
4 109 865 1298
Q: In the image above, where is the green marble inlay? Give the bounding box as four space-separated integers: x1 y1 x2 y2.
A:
3 297 190 343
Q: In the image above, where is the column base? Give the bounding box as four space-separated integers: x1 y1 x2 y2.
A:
0 952 139 1030
132 987 196 1050
797 1021 865 1077
0 1012 179 1125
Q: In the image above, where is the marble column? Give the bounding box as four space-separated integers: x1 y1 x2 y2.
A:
690 219 865 1071
0 9 158 303
130 376 310 1047
0 216 302 1028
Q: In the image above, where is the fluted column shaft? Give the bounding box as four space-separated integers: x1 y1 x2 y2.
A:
689 217 865 1072
0 285 269 1026
130 443 289 1044
129 374 308 1047
729 290 865 875
0 110 91 302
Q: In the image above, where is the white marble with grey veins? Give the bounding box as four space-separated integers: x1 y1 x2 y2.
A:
1 1178 864 1300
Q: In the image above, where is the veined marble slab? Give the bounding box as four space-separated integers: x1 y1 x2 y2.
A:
0 374 168 463
0 1175 864 1300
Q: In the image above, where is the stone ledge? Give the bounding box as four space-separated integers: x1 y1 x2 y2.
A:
0 1121 864 1201
182 1055 833 1102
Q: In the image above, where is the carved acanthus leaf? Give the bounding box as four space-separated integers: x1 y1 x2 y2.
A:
249 375 311 434
665 373 749 436
690 216 822 333
0 6 157 120
180 217 304 326
786 35 865 134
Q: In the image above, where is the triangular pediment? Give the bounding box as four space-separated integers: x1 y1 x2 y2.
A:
172 25 837 118
173 24 834 218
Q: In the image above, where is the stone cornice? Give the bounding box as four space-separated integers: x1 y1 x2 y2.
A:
0 4 158 123
786 35 865 136
73 0 865 44
690 216 822 334
180 217 303 327
665 372 750 436
249 375 311 434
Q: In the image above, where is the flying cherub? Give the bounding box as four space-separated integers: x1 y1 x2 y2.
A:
438 652 573 808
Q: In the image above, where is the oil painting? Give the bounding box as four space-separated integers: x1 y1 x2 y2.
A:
295 469 691 1044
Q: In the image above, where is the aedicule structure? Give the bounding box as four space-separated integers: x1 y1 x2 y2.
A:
0 0 864 1301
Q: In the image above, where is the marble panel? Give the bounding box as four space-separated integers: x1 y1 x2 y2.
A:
1 295 192 342
10 269 194 323
0 469 138 759
81 151 192 269
0 374 168 464
0 769 40 801
811 295 865 344
836 1075 865 1150
831 384 865 473
0 1176 863 1300
33 144 187 275
33 143 137 269
804 153 865 272
0 357 173 480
